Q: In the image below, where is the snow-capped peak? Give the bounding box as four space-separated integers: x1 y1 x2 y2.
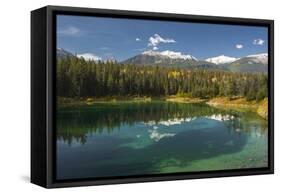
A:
247 53 268 58
142 50 158 56
246 53 268 65
142 50 198 61
205 55 237 65
57 47 68 53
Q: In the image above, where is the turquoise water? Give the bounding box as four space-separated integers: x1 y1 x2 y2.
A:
56 101 268 180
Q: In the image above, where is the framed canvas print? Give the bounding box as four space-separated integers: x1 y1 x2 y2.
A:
31 5 274 188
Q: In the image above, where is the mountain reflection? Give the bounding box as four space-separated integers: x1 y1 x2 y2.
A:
56 101 268 145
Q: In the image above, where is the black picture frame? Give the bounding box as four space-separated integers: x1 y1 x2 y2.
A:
31 5 274 188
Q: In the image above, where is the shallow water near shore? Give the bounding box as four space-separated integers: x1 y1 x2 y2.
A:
56 101 268 180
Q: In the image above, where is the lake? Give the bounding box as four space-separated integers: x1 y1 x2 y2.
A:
56 101 268 180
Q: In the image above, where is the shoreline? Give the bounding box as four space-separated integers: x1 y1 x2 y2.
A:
206 97 268 120
57 96 268 120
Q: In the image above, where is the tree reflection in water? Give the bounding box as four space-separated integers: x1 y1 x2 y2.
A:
56 101 267 145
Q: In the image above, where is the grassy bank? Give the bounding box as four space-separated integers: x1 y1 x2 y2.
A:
57 96 268 120
166 96 268 119
207 97 268 120
57 96 154 107
206 97 258 110
58 95 206 107
166 96 207 104
257 99 268 119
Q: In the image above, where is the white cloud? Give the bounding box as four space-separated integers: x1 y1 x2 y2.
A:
58 26 80 36
152 46 158 50
136 38 141 41
236 44 243 49
77 53 102 61
148 34 176 48
253 38 265 45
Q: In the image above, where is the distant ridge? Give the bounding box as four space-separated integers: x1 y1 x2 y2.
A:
224 53 268 73
57 48 74 59
57 48 268 73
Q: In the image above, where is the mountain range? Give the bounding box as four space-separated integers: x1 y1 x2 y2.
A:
57 48 74 59
57 48 268 73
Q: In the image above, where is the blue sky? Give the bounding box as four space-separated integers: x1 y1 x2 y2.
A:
57 15 268 61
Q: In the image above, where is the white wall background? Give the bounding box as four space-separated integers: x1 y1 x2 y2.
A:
0 0 279 193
